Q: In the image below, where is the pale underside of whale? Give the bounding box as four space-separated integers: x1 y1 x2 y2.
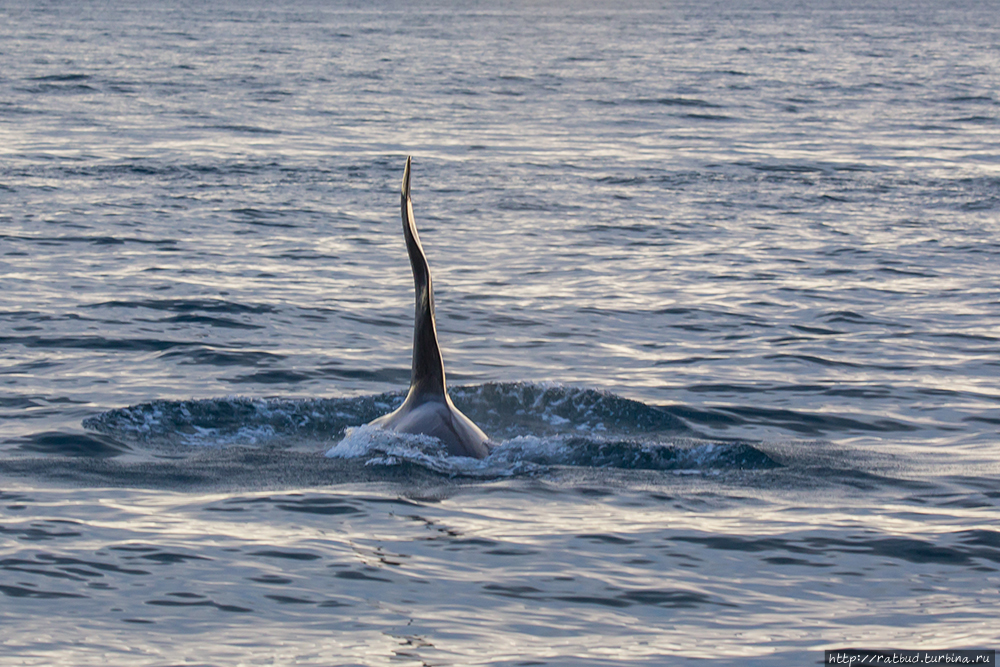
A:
367 157 492 459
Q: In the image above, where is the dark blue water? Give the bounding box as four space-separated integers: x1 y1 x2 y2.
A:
1 1 999 664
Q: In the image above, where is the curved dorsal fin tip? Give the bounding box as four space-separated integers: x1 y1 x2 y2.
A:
402 156 412 198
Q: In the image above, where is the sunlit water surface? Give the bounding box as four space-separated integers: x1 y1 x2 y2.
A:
1 0 999 665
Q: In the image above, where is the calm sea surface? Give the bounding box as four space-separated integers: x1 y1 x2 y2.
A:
1 1 999 665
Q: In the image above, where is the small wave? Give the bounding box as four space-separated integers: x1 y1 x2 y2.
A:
673 531 1000 567
0 334 198 353
745 161 828 174
155 314 263 330
83 298 275 315
495 198 550 212
945 95 996 105
488 435 776 471
682 113 732 121
19 83 98 94
84 393 396 446
593 175 647 186
83 383 697 446
159 348 284 367
29 74 92 82
208 124 282 135
450 383 694 439
633 97 720 108
226 370 317 384
82 383 776 475
0 102 42 117
949 115 998 125
326 425 776 476
0 234 178 246
11 431 131 458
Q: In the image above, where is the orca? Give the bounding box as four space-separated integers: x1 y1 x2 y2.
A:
367 157 492 459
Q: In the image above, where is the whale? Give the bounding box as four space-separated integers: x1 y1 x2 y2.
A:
367 157 492 459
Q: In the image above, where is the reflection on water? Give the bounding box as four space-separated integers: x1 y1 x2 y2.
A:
2 0 1000 663
2 485 998 665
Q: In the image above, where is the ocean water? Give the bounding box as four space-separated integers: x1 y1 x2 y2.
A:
2 0 999 664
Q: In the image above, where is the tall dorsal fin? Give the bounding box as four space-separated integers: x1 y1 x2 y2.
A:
365 157 492 459
401 156 447 400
